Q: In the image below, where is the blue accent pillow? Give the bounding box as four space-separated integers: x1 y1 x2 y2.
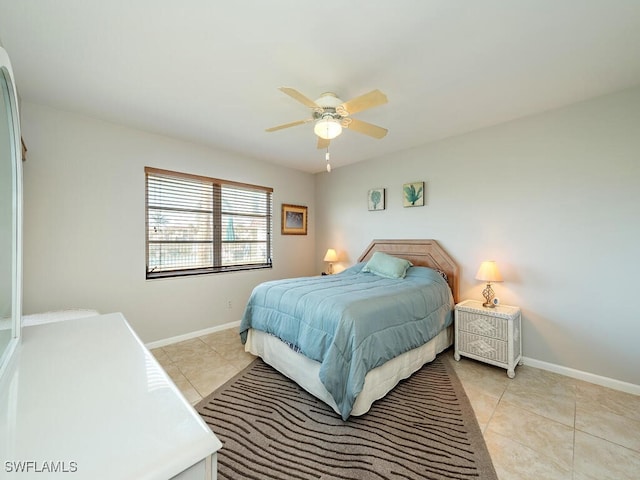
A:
362 251 413 279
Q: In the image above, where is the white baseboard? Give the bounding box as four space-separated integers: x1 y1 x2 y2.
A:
145 320 241 349
522 356 640 396
146 330 640 396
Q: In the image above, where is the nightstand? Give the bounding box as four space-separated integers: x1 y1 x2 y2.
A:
454 299 522 378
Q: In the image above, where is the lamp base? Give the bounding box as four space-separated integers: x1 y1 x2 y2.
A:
481 283 496 308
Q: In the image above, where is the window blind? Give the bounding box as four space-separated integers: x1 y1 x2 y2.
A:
145 167 273 278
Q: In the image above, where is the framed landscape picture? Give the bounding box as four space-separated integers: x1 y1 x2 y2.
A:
281 204 308 235
368 188 385 211
403 181 424 207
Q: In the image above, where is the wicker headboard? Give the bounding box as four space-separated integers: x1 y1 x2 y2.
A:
358 239 459 302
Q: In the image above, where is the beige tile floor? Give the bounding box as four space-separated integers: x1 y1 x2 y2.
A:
151 329 640 480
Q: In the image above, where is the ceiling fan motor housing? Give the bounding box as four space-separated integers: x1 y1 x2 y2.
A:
313 93 352 126
314 92 343 109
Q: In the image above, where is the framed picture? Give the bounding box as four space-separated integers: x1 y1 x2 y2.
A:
403 181 424 207
281 204 308 235
368 188 385 211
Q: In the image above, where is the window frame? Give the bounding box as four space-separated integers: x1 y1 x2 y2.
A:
145 167 273 279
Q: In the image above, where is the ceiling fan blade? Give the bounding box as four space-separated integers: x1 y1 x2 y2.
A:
317 137 330 149
345 118 388 139
265 118 312 132
279 87 320 109
339 89 387 115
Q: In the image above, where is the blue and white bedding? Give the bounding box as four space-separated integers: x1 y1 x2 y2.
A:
239 262 454 419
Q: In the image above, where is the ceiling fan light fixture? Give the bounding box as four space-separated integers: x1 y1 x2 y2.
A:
314 117 342 140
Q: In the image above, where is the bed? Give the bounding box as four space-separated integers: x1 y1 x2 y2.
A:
240 239 459 420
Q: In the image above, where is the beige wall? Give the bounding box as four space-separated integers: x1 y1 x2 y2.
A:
20 85 640 387
315 85 640 386
20 102 316 342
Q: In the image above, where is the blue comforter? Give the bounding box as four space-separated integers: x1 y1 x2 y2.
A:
239 263 454 419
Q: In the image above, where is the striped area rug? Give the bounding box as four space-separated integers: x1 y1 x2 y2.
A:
196 356 497 480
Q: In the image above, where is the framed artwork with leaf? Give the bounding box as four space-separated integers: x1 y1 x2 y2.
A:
281 204 308 235
403 181 424 207
368 188 385 211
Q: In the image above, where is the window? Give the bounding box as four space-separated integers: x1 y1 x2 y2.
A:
145 167 273 279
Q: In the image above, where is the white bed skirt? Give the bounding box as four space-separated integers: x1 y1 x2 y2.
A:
245 325 453 417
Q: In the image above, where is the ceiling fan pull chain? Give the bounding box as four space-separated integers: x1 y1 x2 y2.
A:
325 148 332 173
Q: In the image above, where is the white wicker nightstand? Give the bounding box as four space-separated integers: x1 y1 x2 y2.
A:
454 299 522 378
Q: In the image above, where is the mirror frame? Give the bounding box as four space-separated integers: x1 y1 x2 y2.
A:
0 46 22 379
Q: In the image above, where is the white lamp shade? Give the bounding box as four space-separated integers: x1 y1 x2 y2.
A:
475 261 503 282
323 248 338 262
314 118 342 140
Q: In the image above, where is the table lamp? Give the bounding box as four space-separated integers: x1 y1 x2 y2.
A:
324 248 338 274
475 260 503 308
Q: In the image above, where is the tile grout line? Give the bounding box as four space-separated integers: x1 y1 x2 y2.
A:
474 371 577 476
159 345 205 402
482 378 508 436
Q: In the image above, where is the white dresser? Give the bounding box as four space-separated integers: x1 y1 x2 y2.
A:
0 313 222 479
454 299 522 378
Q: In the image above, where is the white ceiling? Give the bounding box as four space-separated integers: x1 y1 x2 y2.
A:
1 1 640 173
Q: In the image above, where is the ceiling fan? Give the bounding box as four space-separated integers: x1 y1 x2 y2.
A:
266 87 388 149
